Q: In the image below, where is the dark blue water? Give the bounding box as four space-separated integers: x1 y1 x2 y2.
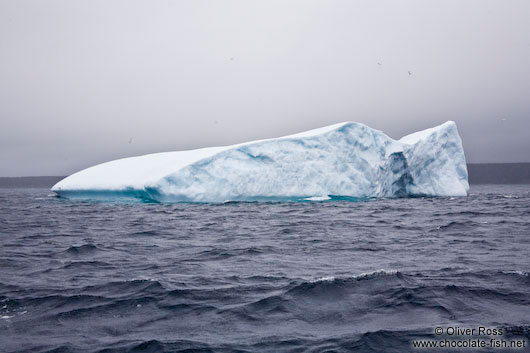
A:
1 185 529 352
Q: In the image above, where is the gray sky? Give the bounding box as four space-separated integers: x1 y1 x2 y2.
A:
1 0 529 176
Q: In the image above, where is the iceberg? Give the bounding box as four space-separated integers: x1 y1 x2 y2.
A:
51 121 469 202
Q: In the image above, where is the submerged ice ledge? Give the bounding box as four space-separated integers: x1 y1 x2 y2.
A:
52 121 469 202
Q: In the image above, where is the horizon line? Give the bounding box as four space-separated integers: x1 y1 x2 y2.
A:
1 162 530 178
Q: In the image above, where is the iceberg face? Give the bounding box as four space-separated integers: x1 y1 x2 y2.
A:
52 121 469 202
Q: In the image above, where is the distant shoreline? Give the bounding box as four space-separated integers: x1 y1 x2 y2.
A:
0 176 65 188
466 163 530 185
1 163 529 188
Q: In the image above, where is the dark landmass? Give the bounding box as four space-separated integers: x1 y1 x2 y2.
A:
0 176 65 188
0 163 529 188
467 163 530 184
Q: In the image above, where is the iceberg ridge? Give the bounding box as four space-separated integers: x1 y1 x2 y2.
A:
52 121 469 202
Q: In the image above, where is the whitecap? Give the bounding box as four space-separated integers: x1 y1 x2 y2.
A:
353 269 398 279
304 196 331 201
310 276 335 283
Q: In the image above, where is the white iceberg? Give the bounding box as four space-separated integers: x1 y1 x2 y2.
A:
52 121 469 202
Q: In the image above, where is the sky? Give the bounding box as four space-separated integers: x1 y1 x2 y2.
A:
1 0 529 176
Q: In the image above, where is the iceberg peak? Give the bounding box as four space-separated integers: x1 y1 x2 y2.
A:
52 121 469 202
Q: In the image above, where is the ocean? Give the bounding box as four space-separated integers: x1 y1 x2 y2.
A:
1 183 529 352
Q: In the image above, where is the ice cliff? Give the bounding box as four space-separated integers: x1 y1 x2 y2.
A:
52 121 469 202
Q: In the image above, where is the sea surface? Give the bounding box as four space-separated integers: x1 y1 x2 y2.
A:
1 185 529 352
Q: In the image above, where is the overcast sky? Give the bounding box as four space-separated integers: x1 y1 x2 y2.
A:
1 0 529 176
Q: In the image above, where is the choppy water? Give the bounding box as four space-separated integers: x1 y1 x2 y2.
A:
1 185 529 352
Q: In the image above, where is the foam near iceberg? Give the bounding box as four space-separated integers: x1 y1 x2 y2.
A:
52 121 469 202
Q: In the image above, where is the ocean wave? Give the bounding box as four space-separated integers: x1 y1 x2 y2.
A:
62 243 102 256
62 260 114 269
433 220 481 231
310 276 336 283
80 279 166 298
502 270 530 277
188 247 267 261
3 185 530 353
352 269 400 280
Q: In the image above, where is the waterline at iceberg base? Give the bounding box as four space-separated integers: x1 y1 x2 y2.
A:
52 121 469 202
